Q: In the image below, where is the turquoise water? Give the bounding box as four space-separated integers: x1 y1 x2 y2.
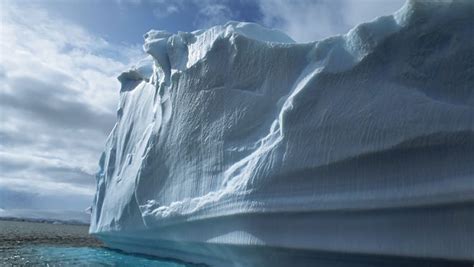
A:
0 220 200 266
0 220 471 266
3 245 472 267
4 245 199 266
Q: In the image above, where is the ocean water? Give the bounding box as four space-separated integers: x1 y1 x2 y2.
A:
0 220 198 266
3 245 195 266
1 220 471 266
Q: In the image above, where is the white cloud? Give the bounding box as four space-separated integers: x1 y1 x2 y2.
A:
193 1 238 28
148 0 238 28
153 3 181 18
341 0 407 27
0 3 143 209
147 0 404 41
258 0 405 42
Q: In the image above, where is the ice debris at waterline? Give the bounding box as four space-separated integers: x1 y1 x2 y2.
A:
90 1 474 266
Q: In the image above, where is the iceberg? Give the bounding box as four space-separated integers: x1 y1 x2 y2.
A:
90 0 474 265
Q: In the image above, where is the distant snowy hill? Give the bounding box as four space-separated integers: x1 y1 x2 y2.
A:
90 1 474 266
0 209 90 225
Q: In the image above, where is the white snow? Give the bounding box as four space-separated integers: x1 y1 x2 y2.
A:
90 1 474 266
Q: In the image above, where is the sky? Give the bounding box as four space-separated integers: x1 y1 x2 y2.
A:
0 0 405 213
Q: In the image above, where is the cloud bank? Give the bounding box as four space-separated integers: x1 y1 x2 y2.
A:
0 3 142 210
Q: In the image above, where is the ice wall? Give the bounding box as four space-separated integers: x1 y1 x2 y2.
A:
91 1 474 266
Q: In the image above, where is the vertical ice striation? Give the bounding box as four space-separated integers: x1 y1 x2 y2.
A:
91 1 474 266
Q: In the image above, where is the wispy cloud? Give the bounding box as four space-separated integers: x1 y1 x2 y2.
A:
147 0 238 28
153 2 181 18
193 0 238 28
143 0 404 41
258 0 405 42
0 3 142 209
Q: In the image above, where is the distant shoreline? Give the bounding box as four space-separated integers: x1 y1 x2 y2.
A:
0 216 89 226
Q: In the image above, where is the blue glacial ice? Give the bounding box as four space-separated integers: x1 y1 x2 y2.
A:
90 1 474 266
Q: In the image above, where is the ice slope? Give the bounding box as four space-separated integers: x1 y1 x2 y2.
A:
91 1 474 266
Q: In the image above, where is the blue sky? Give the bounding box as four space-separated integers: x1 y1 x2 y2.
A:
16 0 405 44
0 0 404 213
35 0 263 44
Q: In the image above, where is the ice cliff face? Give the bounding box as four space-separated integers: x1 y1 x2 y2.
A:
91 1 474 266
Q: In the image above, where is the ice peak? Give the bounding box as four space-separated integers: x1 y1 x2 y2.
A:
139 21 296 86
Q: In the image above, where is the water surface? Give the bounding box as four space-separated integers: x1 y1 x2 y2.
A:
0 220 197 266
1 220 471 266
4 245 192 266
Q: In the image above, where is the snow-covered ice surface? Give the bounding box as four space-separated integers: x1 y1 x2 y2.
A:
91 1 474 266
